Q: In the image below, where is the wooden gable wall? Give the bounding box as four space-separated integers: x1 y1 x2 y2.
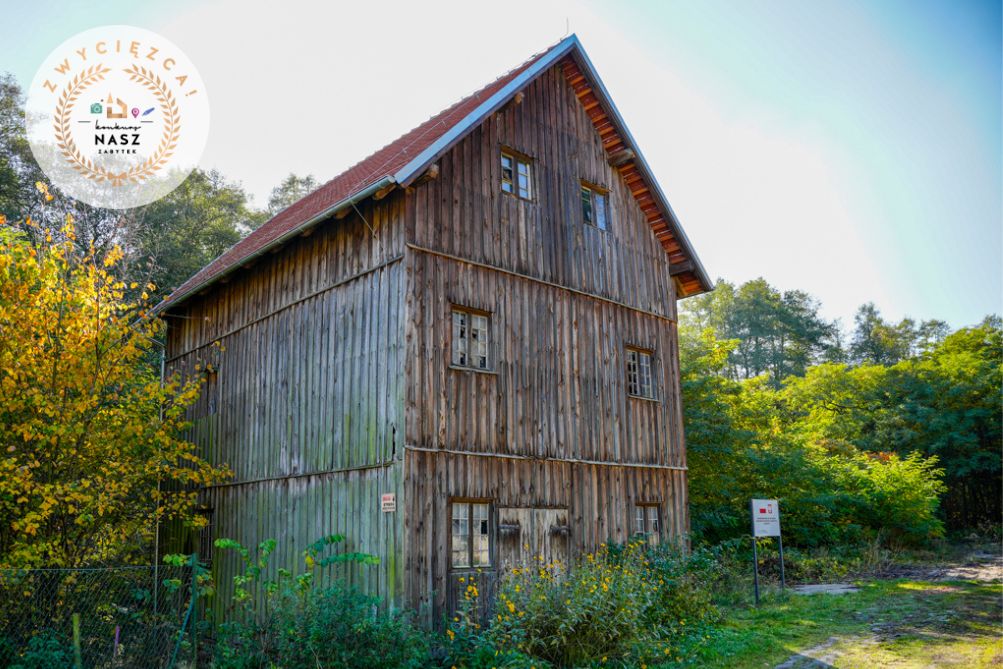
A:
400 62 688 619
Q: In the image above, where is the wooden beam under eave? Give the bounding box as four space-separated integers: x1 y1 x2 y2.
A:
669 260 695 277
372 184 395 201
413 163 439 186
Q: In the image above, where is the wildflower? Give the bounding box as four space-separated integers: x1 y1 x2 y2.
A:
446 629 455 641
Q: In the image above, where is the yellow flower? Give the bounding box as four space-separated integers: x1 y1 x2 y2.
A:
507 600 515 613
446 630 455 641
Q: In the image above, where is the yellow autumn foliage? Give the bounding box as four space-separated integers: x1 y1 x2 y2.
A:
0 203 230 567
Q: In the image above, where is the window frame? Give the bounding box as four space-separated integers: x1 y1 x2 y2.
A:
449 499 494 570
500 148 534 201
634 502 662 545
580 180 611 231
450 306 493 372
625 346 656 400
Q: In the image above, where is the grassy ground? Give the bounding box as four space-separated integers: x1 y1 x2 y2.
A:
665 578 1002 668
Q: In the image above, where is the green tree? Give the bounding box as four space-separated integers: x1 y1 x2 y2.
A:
681 278 840 385
123 168 265 295
266 173 319 216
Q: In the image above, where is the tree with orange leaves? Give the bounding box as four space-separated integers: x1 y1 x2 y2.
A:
0 190 230 567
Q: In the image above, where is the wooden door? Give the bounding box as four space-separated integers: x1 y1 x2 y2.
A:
497 507 570 571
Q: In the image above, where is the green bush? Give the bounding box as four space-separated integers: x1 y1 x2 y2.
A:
6 631 72 669
215 583 429 669
443 540 721 668
208 535 431 669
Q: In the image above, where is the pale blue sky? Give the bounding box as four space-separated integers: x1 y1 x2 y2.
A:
4 0 1000 328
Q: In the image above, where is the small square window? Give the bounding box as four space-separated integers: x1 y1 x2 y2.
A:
581 182 609 231
452 308 490 370
626 348 654 399
451 501 493 568
635 503 661 546
501 150 533 200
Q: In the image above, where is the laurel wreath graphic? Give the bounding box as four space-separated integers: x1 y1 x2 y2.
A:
53 63 181 186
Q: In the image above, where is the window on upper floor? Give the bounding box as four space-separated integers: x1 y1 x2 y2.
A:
626 347 654 399
501 150 533 200
452 307 490 371
451 501 492 568
580 181 610 231
634 503 661 546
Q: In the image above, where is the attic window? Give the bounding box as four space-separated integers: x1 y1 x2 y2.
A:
626 347 654 399
501 150 532 200
581 182 609 231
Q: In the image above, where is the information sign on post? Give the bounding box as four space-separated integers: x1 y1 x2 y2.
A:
750 499 785 606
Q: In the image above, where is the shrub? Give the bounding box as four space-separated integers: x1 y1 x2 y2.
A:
444 540 721 668
208 535 431 669
5 631 72 669
215 583 429 669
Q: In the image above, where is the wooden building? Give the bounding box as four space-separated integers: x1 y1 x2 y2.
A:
158 34 711 622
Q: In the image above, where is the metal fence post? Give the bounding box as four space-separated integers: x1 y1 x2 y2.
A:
72 612 82 669
191 552 198 669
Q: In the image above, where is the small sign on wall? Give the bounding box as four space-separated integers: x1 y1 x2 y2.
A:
381 493 396 513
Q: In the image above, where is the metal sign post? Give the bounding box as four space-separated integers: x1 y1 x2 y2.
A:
750 499 784 606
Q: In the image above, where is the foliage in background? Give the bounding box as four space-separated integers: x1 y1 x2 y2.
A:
0 74 284 298
266 173 319 216
0 205 230 567
681 278 999 542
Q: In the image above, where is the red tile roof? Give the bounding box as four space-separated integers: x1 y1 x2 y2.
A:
161 39 569 308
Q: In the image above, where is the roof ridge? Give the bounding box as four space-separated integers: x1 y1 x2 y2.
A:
312 38 568 199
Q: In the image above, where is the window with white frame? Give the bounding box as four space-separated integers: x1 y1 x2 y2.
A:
452 308 490 370
626 347 654 399
580 182 609 231
501 150 532 200
634 503 661 545
451 501 492 568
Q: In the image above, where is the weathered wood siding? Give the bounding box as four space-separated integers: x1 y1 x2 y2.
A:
405 253 684 464
405 63 678 319
400 62 689 620
404 451 687 617
163 198 408 606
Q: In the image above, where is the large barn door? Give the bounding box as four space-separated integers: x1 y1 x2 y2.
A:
497 507 570 571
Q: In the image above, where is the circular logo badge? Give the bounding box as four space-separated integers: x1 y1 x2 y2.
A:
25 26 209 209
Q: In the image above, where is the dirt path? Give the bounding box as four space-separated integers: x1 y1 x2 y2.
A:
774 554 1003 669
882 553 1003 583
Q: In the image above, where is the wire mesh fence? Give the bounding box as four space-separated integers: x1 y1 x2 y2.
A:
0 564 196 669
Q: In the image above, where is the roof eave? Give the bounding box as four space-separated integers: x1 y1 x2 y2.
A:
566 42 713 296
152 175 396 315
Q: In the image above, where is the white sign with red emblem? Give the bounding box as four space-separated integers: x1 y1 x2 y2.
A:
381 493 396 513
751 499 781 537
